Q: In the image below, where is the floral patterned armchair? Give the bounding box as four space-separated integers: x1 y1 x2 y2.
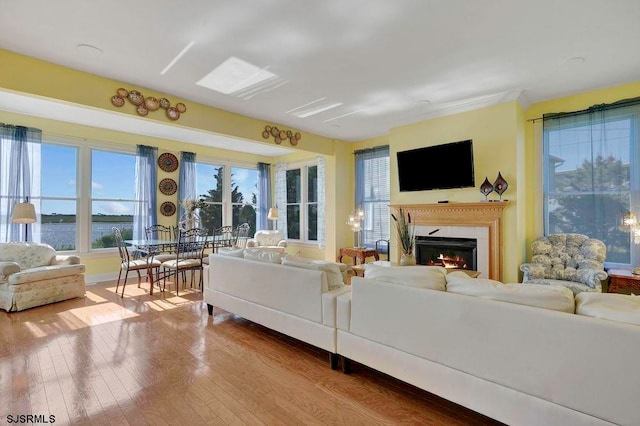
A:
0 243 86 312
520 233 608 295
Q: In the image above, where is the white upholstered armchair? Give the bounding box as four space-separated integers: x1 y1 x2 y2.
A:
520 233 608 295
246 230 288 254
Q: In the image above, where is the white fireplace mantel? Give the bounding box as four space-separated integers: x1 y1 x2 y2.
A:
390 202 509 281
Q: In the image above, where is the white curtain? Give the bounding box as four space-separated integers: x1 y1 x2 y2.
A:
274 162 287 236
257 162 272 231
317 156 326 248
178 151 197 218
0 124 42 242
133 145 157 240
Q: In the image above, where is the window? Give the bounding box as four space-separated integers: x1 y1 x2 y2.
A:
91 149 137 249
196 161 258 236
286 164 318 242
355 146 390 248
40 144 78 251
543 100 640 267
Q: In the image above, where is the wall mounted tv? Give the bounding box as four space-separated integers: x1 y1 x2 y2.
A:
397 139 475 192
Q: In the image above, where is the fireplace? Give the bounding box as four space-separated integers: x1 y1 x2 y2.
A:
416 236 477 271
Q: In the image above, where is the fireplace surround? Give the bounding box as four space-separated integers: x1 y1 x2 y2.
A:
390 202 508 280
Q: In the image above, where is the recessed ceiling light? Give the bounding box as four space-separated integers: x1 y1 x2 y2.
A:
77 44 103 57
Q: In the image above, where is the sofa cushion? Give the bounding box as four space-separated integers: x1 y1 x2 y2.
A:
576 292 640 326
0 243 56 270
364 264 447 291
446 272 575 313
243 248 283 263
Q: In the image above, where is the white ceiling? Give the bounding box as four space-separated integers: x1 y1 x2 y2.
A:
1 0 640 148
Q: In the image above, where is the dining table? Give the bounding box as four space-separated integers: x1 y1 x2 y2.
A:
124 235 236 292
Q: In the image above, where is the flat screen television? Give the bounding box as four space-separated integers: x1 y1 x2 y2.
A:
397 139 475 192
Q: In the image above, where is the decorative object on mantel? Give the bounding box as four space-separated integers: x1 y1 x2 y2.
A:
262 125 301 146
391 208 416 266
492 172 508 201
158 152 179 172
110 88 187 120
479 177 494 202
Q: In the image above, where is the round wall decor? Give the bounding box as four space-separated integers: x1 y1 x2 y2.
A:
160 201 176 216
158 152 179 172
159 178 177 195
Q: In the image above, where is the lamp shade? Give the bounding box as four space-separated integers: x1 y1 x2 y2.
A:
267 207 279 221
12 202 37 224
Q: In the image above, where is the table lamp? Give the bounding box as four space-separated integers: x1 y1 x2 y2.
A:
12 200 37 242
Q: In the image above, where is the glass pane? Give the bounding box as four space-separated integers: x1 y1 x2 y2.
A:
548 194 630 264
233 204 256 236
91 201 135 248
286 169 301 203
231 167 258 205
197 163 224 202
42 144 77 197
287 205 300 240
307 203 317 241
307 165 317 203
40 200 76 251
91 150 136 199
200 203 223 232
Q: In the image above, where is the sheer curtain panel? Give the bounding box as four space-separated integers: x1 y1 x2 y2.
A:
178 151 197 218
274 162 287 236
0 124 42 242
257 162 272 231
133 145 157 240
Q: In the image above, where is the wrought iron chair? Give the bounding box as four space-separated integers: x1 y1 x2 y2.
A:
113 227 161 297
160 227 209 295
375 239 390 261
234 222 251 249
145 224 177 262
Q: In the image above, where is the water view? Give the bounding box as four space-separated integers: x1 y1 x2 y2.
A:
40 222 132 250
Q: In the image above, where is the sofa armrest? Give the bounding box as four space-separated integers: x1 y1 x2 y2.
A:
246 239 259 248
8 264 86 285
277 240 288 248
51 255 81 265
577 269 608 289
520 262 545 282
0 261 20 279
336 291 352 331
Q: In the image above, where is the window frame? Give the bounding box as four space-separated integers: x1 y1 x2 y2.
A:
286 161 318 243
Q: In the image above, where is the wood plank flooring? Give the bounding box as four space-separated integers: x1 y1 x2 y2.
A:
0 281 503 425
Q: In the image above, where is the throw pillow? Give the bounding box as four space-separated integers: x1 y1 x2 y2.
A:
217 248 245 258
243 248 283 264
281 258 345 290
364 264 447 291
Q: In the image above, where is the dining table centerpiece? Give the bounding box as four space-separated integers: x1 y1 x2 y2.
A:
391 207 416 266
180 198 206 230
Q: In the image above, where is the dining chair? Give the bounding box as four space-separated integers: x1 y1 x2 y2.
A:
212 225 235 253
234 222 251 249
113 227 161 297
144 224 177 262
160 227 208 295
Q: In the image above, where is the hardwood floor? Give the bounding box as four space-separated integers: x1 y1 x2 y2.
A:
0 281 503 425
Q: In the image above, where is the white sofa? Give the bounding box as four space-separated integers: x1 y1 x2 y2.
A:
245 230 287 254
0 243 86 312
336 266 640 426
204 252 350 367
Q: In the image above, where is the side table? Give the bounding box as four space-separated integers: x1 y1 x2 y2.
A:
338 247 379 265
607 269 640 294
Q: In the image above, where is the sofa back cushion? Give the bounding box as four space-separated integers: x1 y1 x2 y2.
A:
243 248 282 263
364 264 447 291
446 272 575 313
0 243 55 270
282 256 344 290
576 292 640 326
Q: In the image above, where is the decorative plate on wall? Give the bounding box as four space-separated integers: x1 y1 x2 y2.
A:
159 178 177 195
158 152 178 172
160 201 176 216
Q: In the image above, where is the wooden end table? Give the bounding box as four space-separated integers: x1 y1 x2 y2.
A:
607 269 640 294
338 247 379 265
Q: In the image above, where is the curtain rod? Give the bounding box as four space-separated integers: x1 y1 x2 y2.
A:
353 144 389 155
527 96 640 123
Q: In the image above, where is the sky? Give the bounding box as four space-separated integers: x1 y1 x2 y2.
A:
40 145 257 215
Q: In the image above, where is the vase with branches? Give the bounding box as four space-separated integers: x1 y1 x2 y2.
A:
391 208 416 266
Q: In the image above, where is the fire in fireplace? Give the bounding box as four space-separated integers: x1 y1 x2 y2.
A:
415 236 477 271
